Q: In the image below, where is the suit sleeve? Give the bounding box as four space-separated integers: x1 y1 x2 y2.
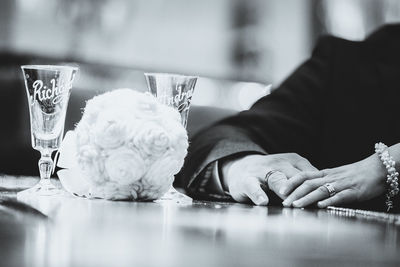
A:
177 36 334 198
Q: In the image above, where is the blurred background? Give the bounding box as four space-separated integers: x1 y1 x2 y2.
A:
0 0 399 175
1 0 399 110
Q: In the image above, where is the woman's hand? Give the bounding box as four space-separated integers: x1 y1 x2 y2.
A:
221 153 318 206
281 153 387 208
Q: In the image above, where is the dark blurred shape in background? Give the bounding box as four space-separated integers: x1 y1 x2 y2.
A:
1 0 399 108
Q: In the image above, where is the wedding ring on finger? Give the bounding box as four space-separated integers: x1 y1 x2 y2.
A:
264 170 278 184
264 170 285 184
322 183 336 197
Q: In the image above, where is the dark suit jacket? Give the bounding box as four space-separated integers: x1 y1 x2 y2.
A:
178 24 400 211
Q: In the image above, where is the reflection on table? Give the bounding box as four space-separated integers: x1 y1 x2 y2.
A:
1 175 400 267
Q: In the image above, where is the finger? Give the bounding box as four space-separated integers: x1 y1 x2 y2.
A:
282 177 326 207
229 186 249 204
317 190 357 208
280 171 324 196
278 165 300 178
291 184 335 208
243 177 269 206
264 158 300 178
294 159 318 172
267 171 289 199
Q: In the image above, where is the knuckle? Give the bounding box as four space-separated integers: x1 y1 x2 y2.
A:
286 153 297 159
299 157 311 165
270 172 285 181
293 153 305 162
268 156 282 165
321 169 332 176
317 185 327 193
303 180 314 188
294 153 303 160
286 179 296 187
296 172 306 180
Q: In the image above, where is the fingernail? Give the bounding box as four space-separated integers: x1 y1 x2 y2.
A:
282 200 290 207
279 187 287 195
292 200 300 207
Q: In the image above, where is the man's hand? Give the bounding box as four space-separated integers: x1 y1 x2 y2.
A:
221 153 318 206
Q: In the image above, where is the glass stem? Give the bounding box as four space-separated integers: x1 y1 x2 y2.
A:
38 151 53 184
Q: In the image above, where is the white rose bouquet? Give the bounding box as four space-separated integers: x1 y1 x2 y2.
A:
57 88 188 200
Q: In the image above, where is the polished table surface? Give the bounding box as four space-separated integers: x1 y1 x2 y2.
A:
1 176 400 267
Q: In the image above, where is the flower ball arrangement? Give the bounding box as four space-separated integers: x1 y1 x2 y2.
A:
57 89 188 200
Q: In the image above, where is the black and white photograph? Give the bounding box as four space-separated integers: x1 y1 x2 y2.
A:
0 0 400 266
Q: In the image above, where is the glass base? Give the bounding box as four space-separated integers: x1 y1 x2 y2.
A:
154 186 193 205
17 179 65 198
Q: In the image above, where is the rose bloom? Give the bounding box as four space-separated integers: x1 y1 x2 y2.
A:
104 147 147 185
143 154 183 187
132 122 171 159
94 112 128 149
76 145 106 185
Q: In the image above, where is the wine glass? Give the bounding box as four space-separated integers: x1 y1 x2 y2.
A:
144 73 197 203
19 65 78 197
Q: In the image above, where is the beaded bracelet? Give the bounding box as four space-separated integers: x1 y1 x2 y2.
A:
327 206 400 224
375 142 399 211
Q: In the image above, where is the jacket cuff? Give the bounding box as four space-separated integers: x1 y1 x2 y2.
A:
187 139 267 190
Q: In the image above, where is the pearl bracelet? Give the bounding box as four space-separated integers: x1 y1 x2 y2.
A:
375 142 399 211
